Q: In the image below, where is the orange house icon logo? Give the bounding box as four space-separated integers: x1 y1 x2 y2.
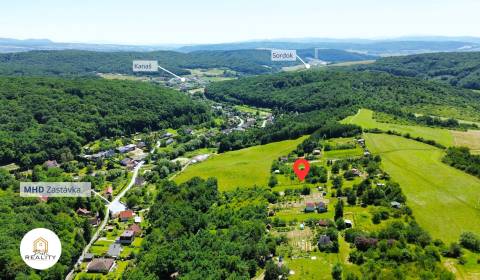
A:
33 237 48 254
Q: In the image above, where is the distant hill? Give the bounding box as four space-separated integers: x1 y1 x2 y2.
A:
0 49 374 77
0 49 290 76
178 40 480 56
0 37 175 53
297 48 376 62
356 52 480 90
2 37 480 56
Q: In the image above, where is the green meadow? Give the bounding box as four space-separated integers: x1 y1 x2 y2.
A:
364 133 480 243
174 136 307 191
342 109 454 147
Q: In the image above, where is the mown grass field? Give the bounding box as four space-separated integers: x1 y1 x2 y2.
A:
342 109 454 147
174 137 307 191
364 133 480 243
343 109 480 151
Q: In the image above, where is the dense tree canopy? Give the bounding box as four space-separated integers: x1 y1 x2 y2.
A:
123 178 276 279
0 167 104 279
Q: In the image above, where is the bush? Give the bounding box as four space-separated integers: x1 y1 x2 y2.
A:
444 242 462 258
331 263 342 280
460 232 480 252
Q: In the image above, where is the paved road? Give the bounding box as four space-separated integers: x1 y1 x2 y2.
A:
261 120 267 128
65 161 144 280
236 116 244 128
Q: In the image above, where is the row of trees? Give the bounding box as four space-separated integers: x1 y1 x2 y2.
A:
443 147 480 178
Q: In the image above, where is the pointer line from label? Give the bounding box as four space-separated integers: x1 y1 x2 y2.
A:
296 55 311 69
158 65 186 82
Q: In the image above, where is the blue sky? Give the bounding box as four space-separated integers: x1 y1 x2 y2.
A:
1 0 479 44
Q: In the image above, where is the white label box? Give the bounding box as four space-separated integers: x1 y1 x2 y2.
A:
20 182 91 197
271 50 297 61
132 60 159 72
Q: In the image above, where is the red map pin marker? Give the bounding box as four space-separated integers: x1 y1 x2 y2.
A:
293 158 310 181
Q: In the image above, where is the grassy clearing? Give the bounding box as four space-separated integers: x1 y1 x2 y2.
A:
324 148 363 159
90 239 113 256
234 104 271 116
286 238 358 280
342 109 454 147
364 133 480 243
0 163 19 172
443 250 480 280
328 60 376 67
98 73 145 81
452 130 480 153
174 137 307 191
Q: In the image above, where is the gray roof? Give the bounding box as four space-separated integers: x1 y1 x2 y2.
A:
318 235 332 245
121 230 135 238
107 243 122 257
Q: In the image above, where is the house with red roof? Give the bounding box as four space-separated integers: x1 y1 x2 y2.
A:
118 210 134 222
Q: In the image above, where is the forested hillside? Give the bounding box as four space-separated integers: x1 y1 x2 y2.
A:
207 69 480 151
206 69 480 114
0 49 376 77
297 48 376 61
0 49 291 76
0 77 211 167
177 40 478 55
356 52 480 89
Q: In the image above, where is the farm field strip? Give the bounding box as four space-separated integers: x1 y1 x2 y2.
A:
364 133 480 243
344 109 480 151
342 109 454 147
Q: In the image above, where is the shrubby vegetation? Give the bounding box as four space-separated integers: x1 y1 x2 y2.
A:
356 51 480 89
443 147 480 178
0 77 211 167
